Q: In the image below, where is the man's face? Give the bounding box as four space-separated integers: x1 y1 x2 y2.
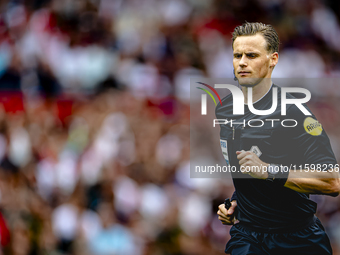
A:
233 34 276 86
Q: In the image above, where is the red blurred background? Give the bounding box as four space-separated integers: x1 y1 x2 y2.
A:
0 0 339 254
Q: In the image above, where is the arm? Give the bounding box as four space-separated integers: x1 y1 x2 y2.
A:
282 106 340 196
237 103 340 196
284 169 340 196
237 150 340 196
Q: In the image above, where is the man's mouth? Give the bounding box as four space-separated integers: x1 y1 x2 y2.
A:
238 71 251 75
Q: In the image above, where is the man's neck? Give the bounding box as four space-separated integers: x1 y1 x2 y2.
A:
242 79 272 104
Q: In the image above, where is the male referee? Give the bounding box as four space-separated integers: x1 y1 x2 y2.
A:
216 22 340 255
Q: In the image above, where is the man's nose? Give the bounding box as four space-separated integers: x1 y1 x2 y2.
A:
239 55 248 67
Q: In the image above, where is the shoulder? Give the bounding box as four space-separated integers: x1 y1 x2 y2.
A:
281 90 322 137
273 84 314 119
274 84 299 102
215 93 234 119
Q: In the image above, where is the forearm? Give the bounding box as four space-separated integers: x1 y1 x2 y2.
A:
284 170 340 196
236 151 340 196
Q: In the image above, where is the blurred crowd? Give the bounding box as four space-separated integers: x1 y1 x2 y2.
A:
0 0 339 254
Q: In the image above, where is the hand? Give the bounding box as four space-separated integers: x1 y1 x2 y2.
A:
217 201 237 225
236 150 269 179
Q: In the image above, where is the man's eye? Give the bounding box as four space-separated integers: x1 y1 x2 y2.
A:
247 54 256 58
234 54 242 59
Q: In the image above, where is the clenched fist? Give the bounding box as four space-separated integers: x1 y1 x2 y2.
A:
237 150 269 179
217 200 238 225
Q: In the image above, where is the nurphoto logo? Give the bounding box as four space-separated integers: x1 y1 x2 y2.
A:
196 82 313 128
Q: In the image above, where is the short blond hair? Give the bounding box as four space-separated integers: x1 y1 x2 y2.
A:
232 22 279 53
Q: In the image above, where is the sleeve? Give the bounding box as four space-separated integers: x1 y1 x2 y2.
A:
231 191 237 201
287 104 337 167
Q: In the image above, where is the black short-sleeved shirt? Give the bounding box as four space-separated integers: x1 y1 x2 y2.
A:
215 84 337 231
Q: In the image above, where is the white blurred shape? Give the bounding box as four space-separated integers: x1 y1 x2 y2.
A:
127 62 159 99
205 47 234 78
52 203 78 241
174 67 205 103
311 6 340 52
179 191 211 236
99 0 123 18
156 134 183 167
160 0 192 26
328 211 340 250
199 30 234 78
114 176 140 216
36 158 55 200
80 210 103 241
6 5 26 27
175 160 219 195
117 139 136 166
9 127 32 167
140 184 169 220
53 46 114 90
94 113 128 164
273 49 325 79
80 147 103 186
55 150 78 195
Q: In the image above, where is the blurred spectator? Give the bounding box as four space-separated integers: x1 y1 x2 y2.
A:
0 0 338 254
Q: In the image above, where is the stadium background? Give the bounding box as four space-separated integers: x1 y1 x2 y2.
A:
0 0 339 254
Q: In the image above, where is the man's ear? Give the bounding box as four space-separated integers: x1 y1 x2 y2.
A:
270 52 279 68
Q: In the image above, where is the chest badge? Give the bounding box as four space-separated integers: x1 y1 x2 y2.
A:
303 117 322 136
220 139 230 166
250 145 262 158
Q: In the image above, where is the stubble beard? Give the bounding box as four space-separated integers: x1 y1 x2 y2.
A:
237 77 264 88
